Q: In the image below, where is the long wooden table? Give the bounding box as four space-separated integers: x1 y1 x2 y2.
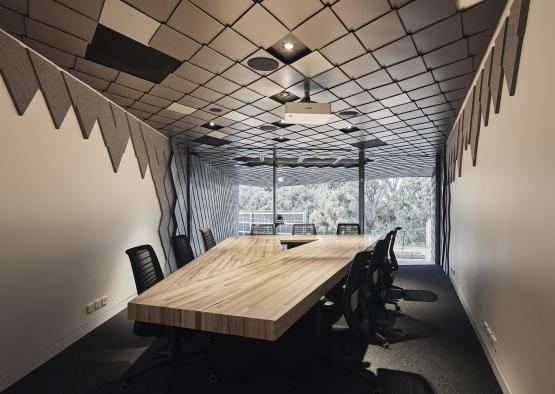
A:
128 235 377 341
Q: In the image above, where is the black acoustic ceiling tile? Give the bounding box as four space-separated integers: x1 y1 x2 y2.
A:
64 72 109 138
439 73 474 92
490 18 507 114
480 51 493 126
423 38 468 69
350 138 387 149
101 103 131 172
398 0 456 33
28 51 71 128
126 113 150 176
387 57 427 81
194 135 231 147
469 29 494 56
462 0 507 36
86 25 181 83
412 14 463 54
431 57 474 81
373 37 418 67
0 34 40 115
397 71 435 91
503 0 529 95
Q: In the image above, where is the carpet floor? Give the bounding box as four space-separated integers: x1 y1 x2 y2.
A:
3 265 501 394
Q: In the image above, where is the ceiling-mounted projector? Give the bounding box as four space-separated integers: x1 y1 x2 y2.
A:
284 102 331 125
282 79 331 125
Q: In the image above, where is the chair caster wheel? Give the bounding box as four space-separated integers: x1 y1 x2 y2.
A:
208 372 218 383
120 382 130 392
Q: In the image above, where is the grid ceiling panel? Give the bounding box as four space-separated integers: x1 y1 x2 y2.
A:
1 0 507 185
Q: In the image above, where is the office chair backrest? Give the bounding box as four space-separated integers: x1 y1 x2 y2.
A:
125 245 164 295
171 234 195 269
365 240 388 307
336 223 361 235
250 223 276 235
292 223 316 235
341 251 372 340
381 232 395 287
199 227 216 251
389 227 400 271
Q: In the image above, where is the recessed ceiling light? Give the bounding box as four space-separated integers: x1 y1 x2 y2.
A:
280 91 290 97
167 102 196 115
209 121 215 127
281 42 295 51
277 176 284 182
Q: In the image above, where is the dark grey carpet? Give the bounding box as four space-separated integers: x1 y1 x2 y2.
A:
3 265 501 394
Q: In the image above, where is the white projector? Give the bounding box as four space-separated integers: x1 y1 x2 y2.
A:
284 102 331 125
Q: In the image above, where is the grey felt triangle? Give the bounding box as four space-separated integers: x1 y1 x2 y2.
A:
98 103 130 172
0 33 39 115
28 51 71 129
63 73 109 139
126 114 149 178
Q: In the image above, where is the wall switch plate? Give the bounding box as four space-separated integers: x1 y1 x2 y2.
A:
491 335 497 351
94 300 101 310
86 303 94 314
101 296 108 307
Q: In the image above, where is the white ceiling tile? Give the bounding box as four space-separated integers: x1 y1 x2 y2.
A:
293 8 348 50
233 4 288 48
291 51 333 78
99 0 160 45
167 102 196 115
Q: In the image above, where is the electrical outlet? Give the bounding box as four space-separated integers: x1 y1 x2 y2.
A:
94 300 101 310
101 296 108 307
491 335 497 351
86 303 94 314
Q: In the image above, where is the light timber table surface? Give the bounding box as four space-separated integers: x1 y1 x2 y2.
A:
128 235 378 341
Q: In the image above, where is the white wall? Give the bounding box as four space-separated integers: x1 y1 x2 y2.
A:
449 1 555 393
0 76 165 390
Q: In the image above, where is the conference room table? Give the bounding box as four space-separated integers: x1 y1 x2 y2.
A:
128 234 378 341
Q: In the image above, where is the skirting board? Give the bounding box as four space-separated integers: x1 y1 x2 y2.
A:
449 273 512 394
0 294 136 392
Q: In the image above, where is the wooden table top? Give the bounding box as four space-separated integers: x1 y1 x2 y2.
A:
128 235 378 341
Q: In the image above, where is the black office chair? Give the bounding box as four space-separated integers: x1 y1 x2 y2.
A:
250 223 276 235
199 227 216 251
292 223 316 235
336 223 361 235
122 245 191 393
388 226 402 272
383 230 405 297
171 234 195 269
363 240 397 347
312 251 382 392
